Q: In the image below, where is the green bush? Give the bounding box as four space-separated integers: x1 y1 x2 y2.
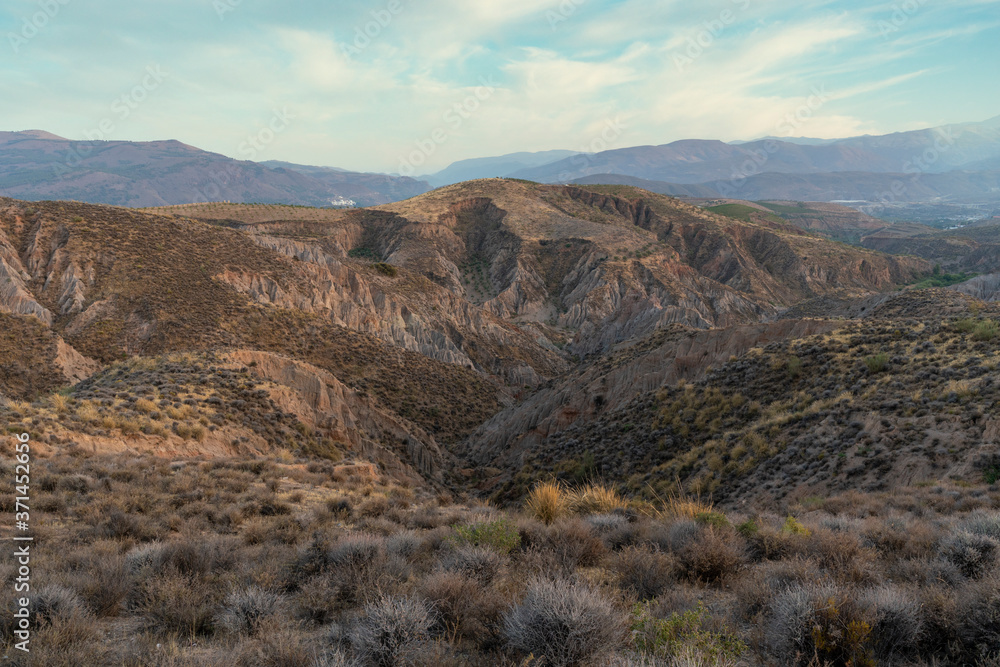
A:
695 511 730 530
864 353 889 374
631 601 746 662
973 320 998 342
736 519 759 538
783 516 810 536
955 318 978 333
348 247 378 260
450 518 521 555
373 262 398 277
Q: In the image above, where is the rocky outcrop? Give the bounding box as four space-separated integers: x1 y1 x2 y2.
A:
0 254 52 324
0 227 53 323
951 273 1000 301
53 338 99 384
226 350 444 480
220 233 566 383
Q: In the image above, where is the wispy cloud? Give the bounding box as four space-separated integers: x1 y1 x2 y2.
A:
0 0 996 172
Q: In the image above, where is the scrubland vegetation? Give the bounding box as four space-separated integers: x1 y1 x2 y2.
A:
3 451 1000 666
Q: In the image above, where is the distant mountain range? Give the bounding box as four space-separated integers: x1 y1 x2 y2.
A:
0 131 429 207
3 116 1000 208
431 116 1000 205
509 117 1000 187
421 150 579 187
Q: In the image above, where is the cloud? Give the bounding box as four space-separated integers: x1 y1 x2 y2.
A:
0 0 996 172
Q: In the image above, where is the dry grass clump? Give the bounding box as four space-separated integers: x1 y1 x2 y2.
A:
525 480 572 524
525 480 631 524
572 482 629 514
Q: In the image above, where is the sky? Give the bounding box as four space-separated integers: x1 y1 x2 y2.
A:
1 0 998 175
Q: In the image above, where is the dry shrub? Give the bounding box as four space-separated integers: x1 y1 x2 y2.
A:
940 531 999 579
66 545 134 617
217 586 285 636
860 517 913 559
612 545 676 601
731 557 822 623
155 536 241 577
234 628 314 667
743 526 791 562
945 574 1000 662
916 583 959 657
293 574 343 626
655 520 704 554
135 397 157 413
661 494 716 521
503 578 627 667
440 545 506 586
800 528 877 585
676 531 744 584
325 533 408 607
138 573 219 636
857 585 922 664
526 481 572 524
766 583 849 665
50 392 70 412
351 594 433 666
420 571 505 644
541 518 608 576
11 585 93 646
962 511 1000 540
97 509 160 541
357 494 390 518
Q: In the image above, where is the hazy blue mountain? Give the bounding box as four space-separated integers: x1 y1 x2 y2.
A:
0 132 429 207
502 117 1000 204
424 150 580 186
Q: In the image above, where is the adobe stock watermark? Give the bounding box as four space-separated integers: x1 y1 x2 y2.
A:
52 65 169 178
8 0 71 54
396 77 498 177
194 107 296 201
213 0 242 21
547 0 587 31
341 0 407 58
556 117 628 183
238 107 295 160
715 85 831 198
878 0 928 39
673 0 751 73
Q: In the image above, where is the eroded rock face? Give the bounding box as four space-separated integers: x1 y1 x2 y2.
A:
0 230 53 324
219 233 566 384
54 338 99 384
226 350 444 480
951 273 1000 302
367 182 926 358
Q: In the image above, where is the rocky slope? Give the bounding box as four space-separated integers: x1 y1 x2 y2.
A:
480 289 1000 507
0 181 971 504
861 223 1000 272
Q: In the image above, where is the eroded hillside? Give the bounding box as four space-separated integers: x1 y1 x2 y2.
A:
1 182 983 508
